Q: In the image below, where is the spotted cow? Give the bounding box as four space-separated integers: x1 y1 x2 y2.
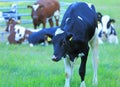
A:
27 0 60 29
97 12 119 44
51 2 98 87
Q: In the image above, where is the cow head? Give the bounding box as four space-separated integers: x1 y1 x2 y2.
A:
100 15 115 40
27 4 44 19
52 28 73 62
14 25 26 41
5 18 20 32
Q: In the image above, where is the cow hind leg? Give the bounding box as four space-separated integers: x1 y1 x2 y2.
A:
89 29 99 85
64 57 74 87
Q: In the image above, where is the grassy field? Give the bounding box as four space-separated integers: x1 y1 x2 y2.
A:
0 0 120 87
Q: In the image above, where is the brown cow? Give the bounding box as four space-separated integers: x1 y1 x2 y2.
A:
27 0 60 29
5 18 21 44
5 18 35 44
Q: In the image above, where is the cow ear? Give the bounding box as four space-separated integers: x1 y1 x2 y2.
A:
39 5 44 9
9 18 13 24
27 5 32 8
66 33 73 41
97 12 102 22
110 19 115 23
62 33 72 45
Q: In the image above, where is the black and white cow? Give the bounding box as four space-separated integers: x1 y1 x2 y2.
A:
51 2 98 87
28 27 59 46
14 25 59 47
97 12 119 44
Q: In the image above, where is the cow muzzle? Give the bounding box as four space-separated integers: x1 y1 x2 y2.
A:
52 55 61 62
33 15 38 19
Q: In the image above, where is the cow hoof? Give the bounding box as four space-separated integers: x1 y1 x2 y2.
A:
92 77 98 85
80 81 86 87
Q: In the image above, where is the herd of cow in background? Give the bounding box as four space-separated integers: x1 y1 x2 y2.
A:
0 0 119 87
1 1 118 46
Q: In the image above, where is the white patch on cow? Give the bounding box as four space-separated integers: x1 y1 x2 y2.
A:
14 25 26 41
78 16 83 21
86 2 92 9
66 17 70 22
101 15 110 33
78 52 85 57
54 10 60 20
55 28 64 36
32 4 39 11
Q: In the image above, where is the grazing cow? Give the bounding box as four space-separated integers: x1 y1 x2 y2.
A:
27 0 60 29
97 12 119 44
51 2 98 87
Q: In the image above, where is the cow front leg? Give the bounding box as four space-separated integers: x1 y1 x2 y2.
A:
79 47 89 87
64 57 74 87
48 18 54 27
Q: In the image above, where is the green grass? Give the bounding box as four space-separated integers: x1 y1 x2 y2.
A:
0 0 120 87
0 43 120 87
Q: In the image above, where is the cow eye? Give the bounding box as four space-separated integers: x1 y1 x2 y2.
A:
19 34 22 37
17 29 20 33
107 21 111 29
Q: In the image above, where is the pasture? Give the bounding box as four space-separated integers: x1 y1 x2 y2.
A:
0 0 120 87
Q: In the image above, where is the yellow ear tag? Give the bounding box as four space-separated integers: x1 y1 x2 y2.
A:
69 37 72 41
47 36 52 42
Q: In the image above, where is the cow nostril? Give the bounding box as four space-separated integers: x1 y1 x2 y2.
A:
102 32 106 34
51 55 60 62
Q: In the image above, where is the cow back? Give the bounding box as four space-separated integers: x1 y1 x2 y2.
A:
61 2 97 42
37 0 60 17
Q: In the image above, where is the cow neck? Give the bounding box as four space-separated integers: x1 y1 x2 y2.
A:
24 29 32 39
